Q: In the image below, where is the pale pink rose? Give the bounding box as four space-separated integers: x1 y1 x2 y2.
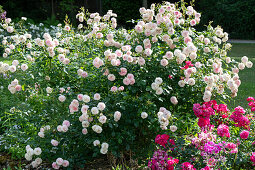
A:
57 125 63 132
232 68 239 74
9 44 15 50
170 96 178 105
160 59 168 66
135 25 143 33
45 39 54 47
56 158 63 166
81 105 89 114
174 19 180 25
9 65 16 73
123 78 130 85
51 139 59 146
115 50 122 57
121 45 128 51
77 94 83 101
111 59 118 66
152 36 158 42
21 64 28 71
127 56 133 63
144 43 151 49
122 54 128 60
238 63 245 70
64 25 71 31
58 95 66 102
5 18 11 24
104 40 110 47
182 30 189 37
62 160 69 167
144 48 152 56
12 60 19 66
63 58 70 65
52 162 60 169
116 59 121 66
38 131 44 138
58 54 65 62
118 86 124 91
111 86 118 92
82 128 88 134
195 62 202 68
62 120 70 127
162 34 170 42
165 51 173 59
235 80 241 86
96 33 103 38
7 26 14 33
184 36 192 44
69 104 78 113
94 93 100 100
204 38 210 45
15 85 21 91
59 88 65 93
62 125 68 132
53 39 59 46
129 78 136 85
106 34 113 40
138 57 145 65
135 45 143 53
27 42 32 48
126 50 132 56
97 102 106 111
81 71 88 78
190 19 196 26
107 74 116 81
127 73 134 80
103 69 109 76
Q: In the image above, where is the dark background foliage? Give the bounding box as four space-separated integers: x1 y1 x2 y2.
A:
1 0 255 38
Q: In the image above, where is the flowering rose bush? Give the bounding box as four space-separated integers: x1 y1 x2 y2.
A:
0 1 253 169
148 98 255 169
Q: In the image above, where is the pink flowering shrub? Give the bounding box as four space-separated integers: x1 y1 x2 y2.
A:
0 1 253 169
148 98 255 169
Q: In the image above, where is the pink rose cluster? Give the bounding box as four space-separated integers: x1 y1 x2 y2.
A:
123 73 135 85
229 106 250 130
250 152 255 166
52 158 69 169
181 162 196 170
8 79 22 94
240 130 249 139
148 149 179 170
57 120 71 133
213 103 229 118
193 101 215 128
247 97 255 112
217 124 230 138
225 142 238 154
155 134 170 147
69 99 79 113
110 85 124 92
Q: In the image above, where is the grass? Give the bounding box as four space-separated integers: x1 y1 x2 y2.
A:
227 43 255 110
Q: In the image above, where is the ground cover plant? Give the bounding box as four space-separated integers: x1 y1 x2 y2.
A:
0 1 254 169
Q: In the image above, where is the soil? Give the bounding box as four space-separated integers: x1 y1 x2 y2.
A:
0 152 145 170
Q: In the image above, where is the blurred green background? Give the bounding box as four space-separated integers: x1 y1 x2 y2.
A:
1 0 255 39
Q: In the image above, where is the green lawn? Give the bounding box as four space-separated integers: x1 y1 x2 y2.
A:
227 43 255 110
